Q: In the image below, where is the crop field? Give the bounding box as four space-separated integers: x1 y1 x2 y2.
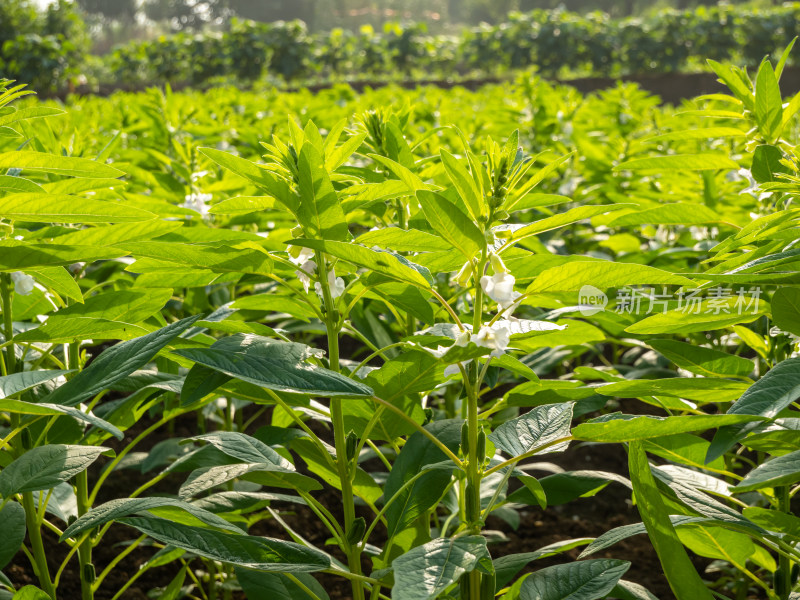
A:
1 42 800 600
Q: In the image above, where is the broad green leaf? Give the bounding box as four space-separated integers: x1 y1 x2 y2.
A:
628 441 715 600
518 559 630 600
0 241 125 271
50 220 183 246
60 497 243 540
741 419 800 456
369 154 427 192
187 432 292 469
384 419 462 539
772 287 800 336
0 502 25 569
0 175 43 193
641 127 746 143
574 414 763 443
508 471 629 507
440 148 484 221
607 203 726 226
735 450 800 492
41 314 202 407
743 507 800 540
755 59 782 140
173 334 373 397
122 241 272 276
614 154 739 171
510 205 631 243
50 288 172 323
627 298 768 335
27 266 83 303
235 568 330 600
116 516 330 572
648 339 754 377
0 194 152 223
291 238 432 288
676 524 757 568
528 261 692 293
751 145 789 184
0 398 122 439
488 403 573 458
0 445 110 497
0 106 63 127
297 142 348 240
416 189 485 259
209 196 277 215
0 370 70 398
12 586 51 600
595 378 750 404
493 539 593 590
356 227 451 253
643 434 726 472
392 536 491 600
179 463 321 497
0 151 125 178
199 147 295 211
709 357 800 462
14 318 151 343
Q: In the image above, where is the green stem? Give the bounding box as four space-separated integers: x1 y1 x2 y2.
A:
315 250 365 600
23 491 57 599
76 470 93 600
1 273 17 374
777 486 793 600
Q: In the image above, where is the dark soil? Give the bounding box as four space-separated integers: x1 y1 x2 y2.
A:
4 400 736 600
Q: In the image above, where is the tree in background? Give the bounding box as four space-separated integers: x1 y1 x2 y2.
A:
75 0 137 21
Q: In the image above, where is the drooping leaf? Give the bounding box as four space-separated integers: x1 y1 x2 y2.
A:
0 502 25 569
518 559 630 600
648 339 754 377
0 445 110 497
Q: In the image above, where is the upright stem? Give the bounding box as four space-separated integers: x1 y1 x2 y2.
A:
466 251 487 600
315 251 365 600
777 486 792 600
1 273 17 375
23 491 57 599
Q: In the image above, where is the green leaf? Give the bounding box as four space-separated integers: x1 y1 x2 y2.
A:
743 506 800 540
50 289 172 323
493 540 592 590
416 189 485 259
440 148 484 222
627 298 768 335
0 242 126 272
0 370 71 398
356 227 451 253
518 559 630 600
0 194 154 223
614 154 739 171
116 516 330 572
607 203 725 227
180 463 320 497
12 586 51 600
628 441 715 600
14 318 151 343
41 314 202 407
235 569 330 600
392 536 491 600
187 432 292 469
641 127 747 143
383 419 462 539
60 497 243 541
709 357 800 462
27 267 83 303
595 378 750 404
676 524 757 568
0 152 125 178
199 147 295 211
755 59 783 140
122 241 273 276
209 196 277 215
291 238 433 288
751 145 789 184
0 106 63 128
0 502 25 569
0 445 110 497
734 450 800 492
648 339 754 377
0 398 122 439
527 261 693 293
296 142 348 241
772 287 800 336
488 403 572 458
0 175 43 193
510 205 631 243
173 334 373 397
573 414 763 443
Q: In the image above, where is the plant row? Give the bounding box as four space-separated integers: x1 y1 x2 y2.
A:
1 45 800 600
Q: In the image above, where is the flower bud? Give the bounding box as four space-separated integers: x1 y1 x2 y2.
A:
460 421 470 456
83 563 96 584
489 253 507 275
345 516 366 546
345 430 358 461
454 261 473 288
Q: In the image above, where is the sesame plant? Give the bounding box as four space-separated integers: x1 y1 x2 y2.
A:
1 40 800 600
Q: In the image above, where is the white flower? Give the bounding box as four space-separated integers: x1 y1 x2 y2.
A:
11 271 35 296
315 268 345 299
289 247 315 266
182 192 212 218
480 272 520 310
296 259 317 293
473 324 510 358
